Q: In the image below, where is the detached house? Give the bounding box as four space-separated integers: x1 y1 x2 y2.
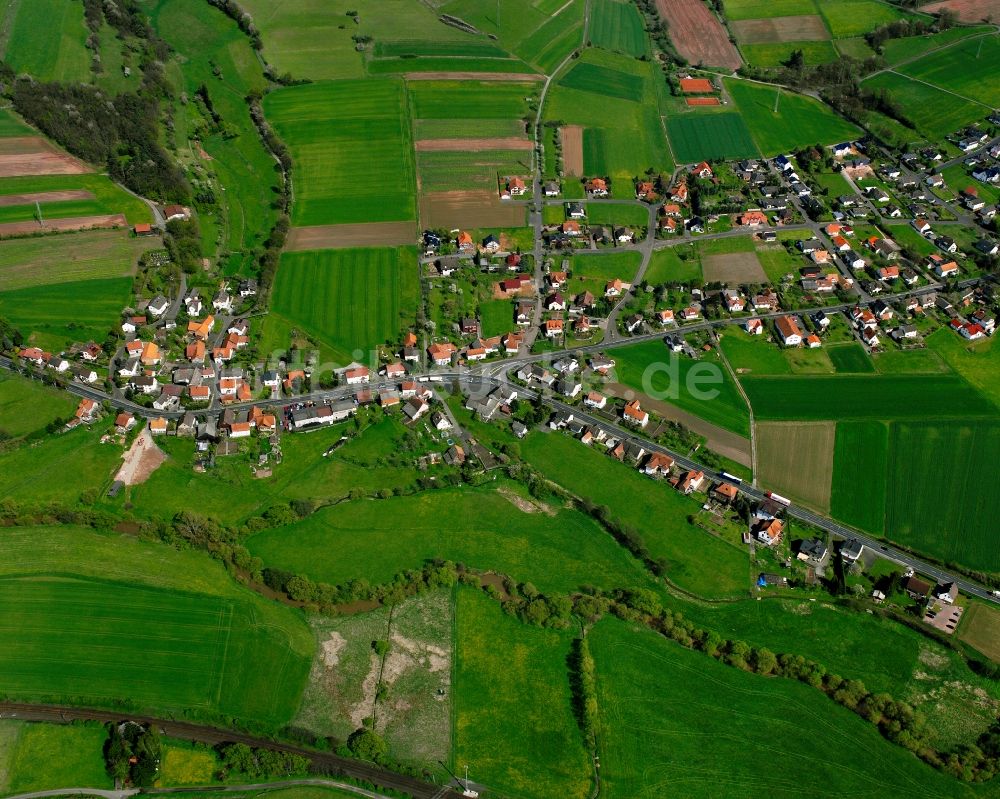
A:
623 399 648 428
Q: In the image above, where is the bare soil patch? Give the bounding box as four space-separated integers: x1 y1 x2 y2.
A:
415 137 531 152
115 428 167 486
0 150 90 177
419 190 526 229
655 0 742 69
497 485 556 515
0 189 95 206
405 71 544 81
604 382 752 467
285 221 416 251
0 136 62 156
560 125 584 176
686 97 722 106
921 0 1000 21
703 251 767 284
756 421 836 512
0 214 127 238
732 15 829 44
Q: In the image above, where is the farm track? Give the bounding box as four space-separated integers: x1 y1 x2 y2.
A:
0 702 458 799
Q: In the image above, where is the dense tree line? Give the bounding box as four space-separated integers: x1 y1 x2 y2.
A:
568 637 600 748
206 0 263 49
104 723 161 787
218 742 309 778
9 79 188 201
866 13 955 50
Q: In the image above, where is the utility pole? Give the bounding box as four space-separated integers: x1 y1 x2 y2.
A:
497 0 501 35
35 200 42 226
773 88 780 114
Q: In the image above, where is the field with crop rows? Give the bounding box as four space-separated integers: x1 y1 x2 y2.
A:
269 247 419 362
667 113 759 163
265 80 416 226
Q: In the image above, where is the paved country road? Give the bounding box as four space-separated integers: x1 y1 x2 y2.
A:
0 778 404 799
0 704 456 799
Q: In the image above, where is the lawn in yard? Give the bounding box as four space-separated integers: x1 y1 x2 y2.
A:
267 246 419 362
719 327 791 375
454 589 591 799
827 343 875 373
522 431 750 599
644 247 701 284
725 79 861 156
613 338 752 436
567 251 641 297
264 79 416 225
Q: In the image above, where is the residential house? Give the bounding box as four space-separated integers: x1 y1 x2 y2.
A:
775 315 803 346
623 399 648 427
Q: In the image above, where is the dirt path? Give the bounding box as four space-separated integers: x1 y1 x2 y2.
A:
414 137 532 152
285 221 416 250
115 427 167 486
404 71 544 81
0 214 126 238
0 189 95 206
0 150 90 177
604 382 752 467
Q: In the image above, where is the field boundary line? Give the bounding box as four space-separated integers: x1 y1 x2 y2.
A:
717 340 756 484
213 602 235 707
884 68 995 110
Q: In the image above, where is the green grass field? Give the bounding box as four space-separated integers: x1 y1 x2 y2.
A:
827 343 875 373
264 79 416 225
567 251 641 297
589 0 646 57
644 248 701 284
151 0 278 258
0 525 312 723
860 71 985 139
2 0 90 82
454 589 591 799
545 52 671 178
590 619 979 798
723 0 818 19
0 173 150 227
666 113 759 163
239 0 476 80
740 40 838 68
417 149 531 193
5 723 109 793
887 421 1000 571
267 247 419 362
898 34 1000 109
927 328 1000 410
725 79 861 155
831 420 887 533
613 339 752 436
741 374 997 421
409 80 537 120
0 276 132 351
521 431 750 599
817 0 919 38
0 108 32 137
719 328 791 375
0 372 76 438
559 62 644 102
247 483 661 596
0 229 151 292
881 26 993 66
